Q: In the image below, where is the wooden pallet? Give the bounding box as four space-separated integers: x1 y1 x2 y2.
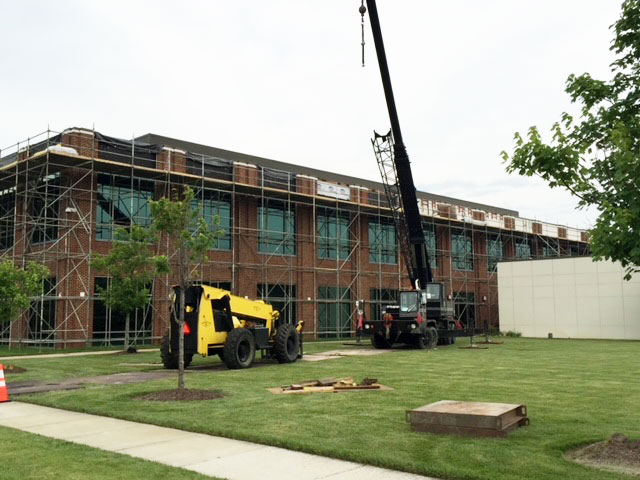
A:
407 400 529 437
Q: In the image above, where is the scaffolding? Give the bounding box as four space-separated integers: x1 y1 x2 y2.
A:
0 128 591 348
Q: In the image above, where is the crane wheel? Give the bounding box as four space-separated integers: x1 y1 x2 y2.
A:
160 331 193 369
223 328 256 369
274 324 299 363
414 327 438 350
426 326 438 349
371 333 392 349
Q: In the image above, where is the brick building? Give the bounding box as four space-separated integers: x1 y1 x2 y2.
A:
0 128 590 347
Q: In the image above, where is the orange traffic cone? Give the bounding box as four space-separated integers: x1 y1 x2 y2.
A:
0 364 10 403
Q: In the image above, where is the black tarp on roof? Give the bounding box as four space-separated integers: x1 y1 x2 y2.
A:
95 132 162 169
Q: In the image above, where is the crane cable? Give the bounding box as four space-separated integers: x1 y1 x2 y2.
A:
359 1 367 67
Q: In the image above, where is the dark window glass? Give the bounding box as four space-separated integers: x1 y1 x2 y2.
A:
96 174 154 241
369 288 398 321
258 201 296 256
28 277 56 346
369 220 397 264
31 174 60 244
318 286 352 338
542 244 559 258
193 190 232 250
199 281 232 291
423 223 437 268
93 277 153 345
515 240 532 259
454 292 476 329
317 208 350 260
487 235 503 272
452 230 473 271
257 284 297 325
0 188 15 250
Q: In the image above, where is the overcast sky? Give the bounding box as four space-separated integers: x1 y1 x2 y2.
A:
0 1 623 229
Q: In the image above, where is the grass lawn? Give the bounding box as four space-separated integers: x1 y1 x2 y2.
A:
0 426 219 480
7 338 640 480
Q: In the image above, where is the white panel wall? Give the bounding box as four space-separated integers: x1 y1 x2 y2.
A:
498 257 640 340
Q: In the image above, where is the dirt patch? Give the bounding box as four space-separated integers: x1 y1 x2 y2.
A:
567 433 640 477
137 388 224 401
3 365 27 374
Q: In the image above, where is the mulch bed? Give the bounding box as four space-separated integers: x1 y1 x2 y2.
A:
567 433 640 477
137 388 224 402
3 365 27 374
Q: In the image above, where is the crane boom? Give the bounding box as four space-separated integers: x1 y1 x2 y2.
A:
365 0 432 288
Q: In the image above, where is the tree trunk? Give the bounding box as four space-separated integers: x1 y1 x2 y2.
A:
124 312 130 351
178 287 185 390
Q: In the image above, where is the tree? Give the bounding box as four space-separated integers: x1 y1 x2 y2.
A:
150 187 221 389
0 261 50 338
91 226 169 351
502 0 640 279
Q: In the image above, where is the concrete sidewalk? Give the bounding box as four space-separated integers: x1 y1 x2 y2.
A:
0 348 158 361
0 402 436 480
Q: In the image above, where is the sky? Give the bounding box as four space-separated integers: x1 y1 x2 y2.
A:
0 1 623 229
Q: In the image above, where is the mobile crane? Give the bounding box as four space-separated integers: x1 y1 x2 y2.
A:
359 0 461 349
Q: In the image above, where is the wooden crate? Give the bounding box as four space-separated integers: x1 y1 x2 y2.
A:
407 400 529 437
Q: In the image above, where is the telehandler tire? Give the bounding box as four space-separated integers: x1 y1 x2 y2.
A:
223 328 256 369
274 324 299 363
160 331 193 369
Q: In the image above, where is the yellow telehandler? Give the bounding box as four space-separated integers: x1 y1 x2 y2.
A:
161 285 303 369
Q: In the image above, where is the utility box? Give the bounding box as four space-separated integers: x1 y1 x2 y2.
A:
407 400 529 437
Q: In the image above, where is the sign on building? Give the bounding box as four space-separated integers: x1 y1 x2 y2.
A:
317 181 351 201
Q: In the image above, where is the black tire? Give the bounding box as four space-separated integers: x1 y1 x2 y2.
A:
274 324 299 364
426 326 438 349
371 333 392 349
223 328 256 369
415 332 428 349
160 331 193 369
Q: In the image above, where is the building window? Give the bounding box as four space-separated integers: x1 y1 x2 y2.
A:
200 281 232 291
317 208 350 260
515 240 531 259
423 223 438 268
452 230 473 271
369 288 398 322
93 277 153 346
31 174 60 244
487 235 503 272
318 286 352 338
257 284 296 325
96 174 154 241
0 188 15 250
369 220 397 264
258 200 296 256
28 277 56 346
542 244 559 258
194 190 232 250
454 292 476 329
